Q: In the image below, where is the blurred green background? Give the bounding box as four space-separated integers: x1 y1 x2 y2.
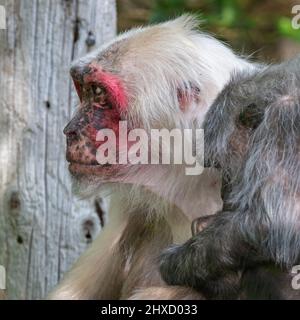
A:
117 0 300 62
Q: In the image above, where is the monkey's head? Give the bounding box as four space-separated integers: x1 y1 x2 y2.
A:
203 56 300 181
63 15 252 195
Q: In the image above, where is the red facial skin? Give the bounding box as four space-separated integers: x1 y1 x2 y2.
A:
64 64 129 178
84 63 128 111
65 64 188 181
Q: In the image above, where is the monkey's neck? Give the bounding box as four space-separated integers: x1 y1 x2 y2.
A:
113 166 223 223
110 186 192 244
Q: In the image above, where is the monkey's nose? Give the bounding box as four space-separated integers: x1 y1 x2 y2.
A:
70 64 92 81
63 121 79 138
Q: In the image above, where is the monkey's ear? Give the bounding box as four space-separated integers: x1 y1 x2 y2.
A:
177 84 201 112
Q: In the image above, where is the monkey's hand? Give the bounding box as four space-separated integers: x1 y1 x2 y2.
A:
159 239 203 286
159 234 241 299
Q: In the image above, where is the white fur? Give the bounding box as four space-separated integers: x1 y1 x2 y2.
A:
49 15 254 300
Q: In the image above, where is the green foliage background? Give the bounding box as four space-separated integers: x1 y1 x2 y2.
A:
117 0 300 61
151 0 300 58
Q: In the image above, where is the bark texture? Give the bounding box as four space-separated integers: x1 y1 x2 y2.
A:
0 0 116 299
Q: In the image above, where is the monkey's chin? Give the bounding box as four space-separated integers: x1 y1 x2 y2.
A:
68 162 118 176
67 162 126 198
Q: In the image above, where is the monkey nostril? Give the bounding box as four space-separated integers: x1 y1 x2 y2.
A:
70 65 92 81
63 125 78 138
67 131 77 138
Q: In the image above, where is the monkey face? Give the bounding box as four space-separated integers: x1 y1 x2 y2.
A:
64 61 130 185
63 39 200 187
62 16 254 194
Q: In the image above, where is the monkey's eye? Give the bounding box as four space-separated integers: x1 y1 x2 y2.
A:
92 84 106 97
91 84 112 109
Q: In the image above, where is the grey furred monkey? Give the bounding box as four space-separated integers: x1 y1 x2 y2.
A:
160 56 300 299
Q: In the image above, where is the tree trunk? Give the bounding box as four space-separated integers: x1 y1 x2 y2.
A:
0 0 116 300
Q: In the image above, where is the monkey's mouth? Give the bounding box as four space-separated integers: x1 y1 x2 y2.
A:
69 161 110 173
67 161 125 179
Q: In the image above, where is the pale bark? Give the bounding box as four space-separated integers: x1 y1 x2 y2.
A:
0 0 116 299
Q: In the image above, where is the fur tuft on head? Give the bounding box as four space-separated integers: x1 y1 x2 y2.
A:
72 15 254 132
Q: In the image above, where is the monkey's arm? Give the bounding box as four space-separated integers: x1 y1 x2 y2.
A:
159 211 264 299
48 196 127 300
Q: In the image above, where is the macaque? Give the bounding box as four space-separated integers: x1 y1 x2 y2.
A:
48 15 254 300
160 56 300 299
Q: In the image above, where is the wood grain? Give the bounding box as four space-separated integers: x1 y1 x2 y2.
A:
0 0 116 299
